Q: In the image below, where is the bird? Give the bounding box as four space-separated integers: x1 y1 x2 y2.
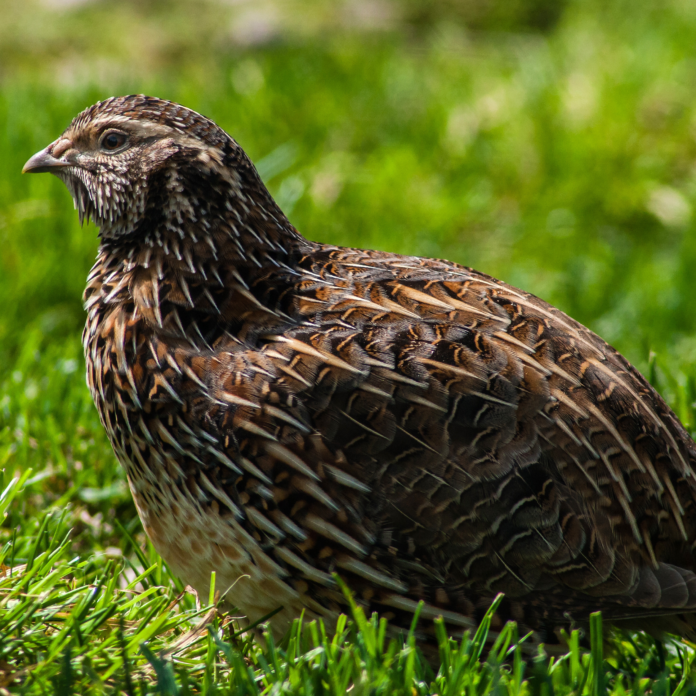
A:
23 94 696 650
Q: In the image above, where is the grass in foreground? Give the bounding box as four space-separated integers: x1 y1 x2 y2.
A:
3 0 696 692
1 335 695 693
2 493 696 695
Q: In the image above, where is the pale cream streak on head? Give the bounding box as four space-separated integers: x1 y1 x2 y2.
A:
66 114 220 151
55 110 233 237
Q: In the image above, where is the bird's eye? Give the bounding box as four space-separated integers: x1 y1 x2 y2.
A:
101 131 128 151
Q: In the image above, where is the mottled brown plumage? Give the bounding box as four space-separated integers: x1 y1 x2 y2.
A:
24 95 696 647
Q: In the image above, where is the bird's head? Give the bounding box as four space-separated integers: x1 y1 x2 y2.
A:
22 95 274 242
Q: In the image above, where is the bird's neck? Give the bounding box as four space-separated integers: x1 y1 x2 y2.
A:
95 148 311 281
87 203 309 343
98 188 308 282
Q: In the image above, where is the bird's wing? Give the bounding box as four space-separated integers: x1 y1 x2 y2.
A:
260 246 696 628
95 241 696 634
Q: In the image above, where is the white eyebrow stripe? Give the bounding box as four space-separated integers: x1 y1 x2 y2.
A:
72 116 209 152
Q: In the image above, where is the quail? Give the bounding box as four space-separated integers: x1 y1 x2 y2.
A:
23 95 696 646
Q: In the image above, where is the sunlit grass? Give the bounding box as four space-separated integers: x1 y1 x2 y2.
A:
2 0 696 691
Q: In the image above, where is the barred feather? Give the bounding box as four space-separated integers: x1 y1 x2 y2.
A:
25 95 696 646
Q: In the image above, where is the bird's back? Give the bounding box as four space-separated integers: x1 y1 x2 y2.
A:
83 231 696 644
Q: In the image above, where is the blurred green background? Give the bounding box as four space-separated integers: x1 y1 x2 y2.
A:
2 0 696 570
3 0 696 689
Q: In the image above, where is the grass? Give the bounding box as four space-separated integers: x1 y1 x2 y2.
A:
2 0 696 691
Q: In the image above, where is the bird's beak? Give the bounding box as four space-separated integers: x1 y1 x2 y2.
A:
22 139 74 174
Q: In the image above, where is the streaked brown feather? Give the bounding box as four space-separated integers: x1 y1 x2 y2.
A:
27 95 696 647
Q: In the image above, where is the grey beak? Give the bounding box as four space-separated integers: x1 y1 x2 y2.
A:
22 145 72 174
